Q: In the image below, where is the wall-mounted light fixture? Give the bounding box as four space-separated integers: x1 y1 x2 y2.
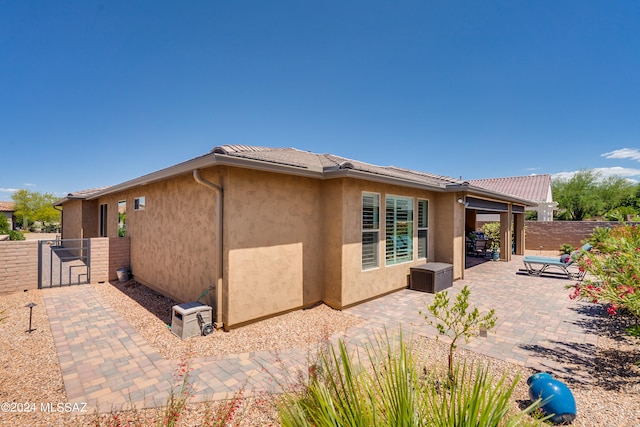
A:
457 198 469 207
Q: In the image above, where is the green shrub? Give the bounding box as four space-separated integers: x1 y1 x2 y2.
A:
570 224 640 327
0 215 10 233
9 230 25 240
481 222 501 251
277 331 542 427
559 243 575 255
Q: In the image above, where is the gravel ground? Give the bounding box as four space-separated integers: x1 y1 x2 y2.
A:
1 280 639 426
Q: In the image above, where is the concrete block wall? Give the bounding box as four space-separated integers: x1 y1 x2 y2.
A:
0 240 39 293
0 237 132 294
108 237 130 281
90 237 109 284
524 221 633 252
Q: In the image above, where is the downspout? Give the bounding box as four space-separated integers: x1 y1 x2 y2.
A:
193 169 224 330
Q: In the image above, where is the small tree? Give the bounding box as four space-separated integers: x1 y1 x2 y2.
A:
12 189 60 229
420 285 497 382
0 215 9 234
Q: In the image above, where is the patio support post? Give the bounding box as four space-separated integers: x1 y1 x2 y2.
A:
193 169 224 330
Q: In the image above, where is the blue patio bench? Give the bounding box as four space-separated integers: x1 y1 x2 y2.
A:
523 243 592 280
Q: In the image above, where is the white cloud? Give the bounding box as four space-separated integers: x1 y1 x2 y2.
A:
601 148 640 162
0 187 19 193
552 166 640 182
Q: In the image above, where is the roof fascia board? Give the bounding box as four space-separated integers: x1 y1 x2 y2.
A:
82 154 324 201
84 155 219 200
66 150 533 208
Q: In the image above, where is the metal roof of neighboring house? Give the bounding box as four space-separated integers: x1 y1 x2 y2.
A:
468 174 552 203
0 201 15 212
55 145 535 206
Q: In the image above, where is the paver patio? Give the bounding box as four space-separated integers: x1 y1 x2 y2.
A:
43 255 599 413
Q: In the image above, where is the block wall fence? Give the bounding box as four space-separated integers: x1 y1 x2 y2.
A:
523 221 633 252
0 237 130 294
0 224 629 294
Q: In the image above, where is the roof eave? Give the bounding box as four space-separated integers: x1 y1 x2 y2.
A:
445 183 535 206
71 153 326 202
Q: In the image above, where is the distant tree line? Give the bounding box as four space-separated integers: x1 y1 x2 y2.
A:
11 189 61 231
552 170 640 221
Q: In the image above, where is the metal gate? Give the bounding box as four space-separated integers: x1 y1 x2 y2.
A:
38 238 91 288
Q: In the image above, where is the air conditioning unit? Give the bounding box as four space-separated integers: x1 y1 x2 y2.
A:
171 302 214 339
410 263 453 293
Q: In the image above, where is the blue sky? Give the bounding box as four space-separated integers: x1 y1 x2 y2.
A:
1 1 640 198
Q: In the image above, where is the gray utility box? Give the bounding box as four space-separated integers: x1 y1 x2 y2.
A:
410 263 453 293
171 302 213 339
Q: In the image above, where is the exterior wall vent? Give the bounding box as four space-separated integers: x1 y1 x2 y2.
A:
339 161 355 170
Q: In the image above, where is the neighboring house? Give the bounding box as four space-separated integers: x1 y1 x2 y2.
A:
0 201 15 230
55 145 532 330
469 174 557 221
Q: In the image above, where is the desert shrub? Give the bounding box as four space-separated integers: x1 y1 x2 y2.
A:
277 330 542 427
9 230 25 240
559 243 575 255
570 224 640 331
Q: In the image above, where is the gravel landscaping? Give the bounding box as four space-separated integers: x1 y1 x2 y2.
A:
0 278 639 426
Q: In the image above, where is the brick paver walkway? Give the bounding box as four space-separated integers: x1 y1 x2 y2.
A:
43 255 599 413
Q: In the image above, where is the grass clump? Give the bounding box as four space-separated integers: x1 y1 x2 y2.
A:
277 330 543 427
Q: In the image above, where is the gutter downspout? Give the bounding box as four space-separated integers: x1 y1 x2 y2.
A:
193 169 224 330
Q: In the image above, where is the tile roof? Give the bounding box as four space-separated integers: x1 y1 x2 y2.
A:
468 174 552 202
65 187 112 199
60 145 534 205
212 145 462 187
0 201 15 212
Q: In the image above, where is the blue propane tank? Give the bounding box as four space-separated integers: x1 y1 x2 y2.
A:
527 372 577 424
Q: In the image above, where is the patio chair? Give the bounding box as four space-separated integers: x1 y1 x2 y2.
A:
474 239 489 257
522 243 592 280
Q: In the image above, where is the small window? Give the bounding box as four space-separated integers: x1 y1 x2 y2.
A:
118 200 126 237
362 192 380 270
134 197 145 211
99 204 108 237
418 199 429 259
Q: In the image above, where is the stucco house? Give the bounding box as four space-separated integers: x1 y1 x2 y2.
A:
469 174 557 221
0 201 15 230
55 145 532 330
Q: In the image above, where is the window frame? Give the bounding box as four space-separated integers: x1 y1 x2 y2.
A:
361 192 380 271
99 203 108 237
134 196 145 211
118 200 126 237
385 195 414 266
417 199 429 259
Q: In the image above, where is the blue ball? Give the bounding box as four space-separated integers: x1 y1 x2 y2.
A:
528 373 577 424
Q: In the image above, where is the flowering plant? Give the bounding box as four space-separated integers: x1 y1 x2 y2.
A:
568 224 640 321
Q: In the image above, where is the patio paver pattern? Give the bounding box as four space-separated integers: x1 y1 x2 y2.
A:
43 255 599 412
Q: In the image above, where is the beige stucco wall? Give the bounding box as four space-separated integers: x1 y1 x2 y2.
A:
93 173 220 309
338 180 463 307
320 180 344 307
61 199 99 240
60 165 471 330
223 167 325 327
